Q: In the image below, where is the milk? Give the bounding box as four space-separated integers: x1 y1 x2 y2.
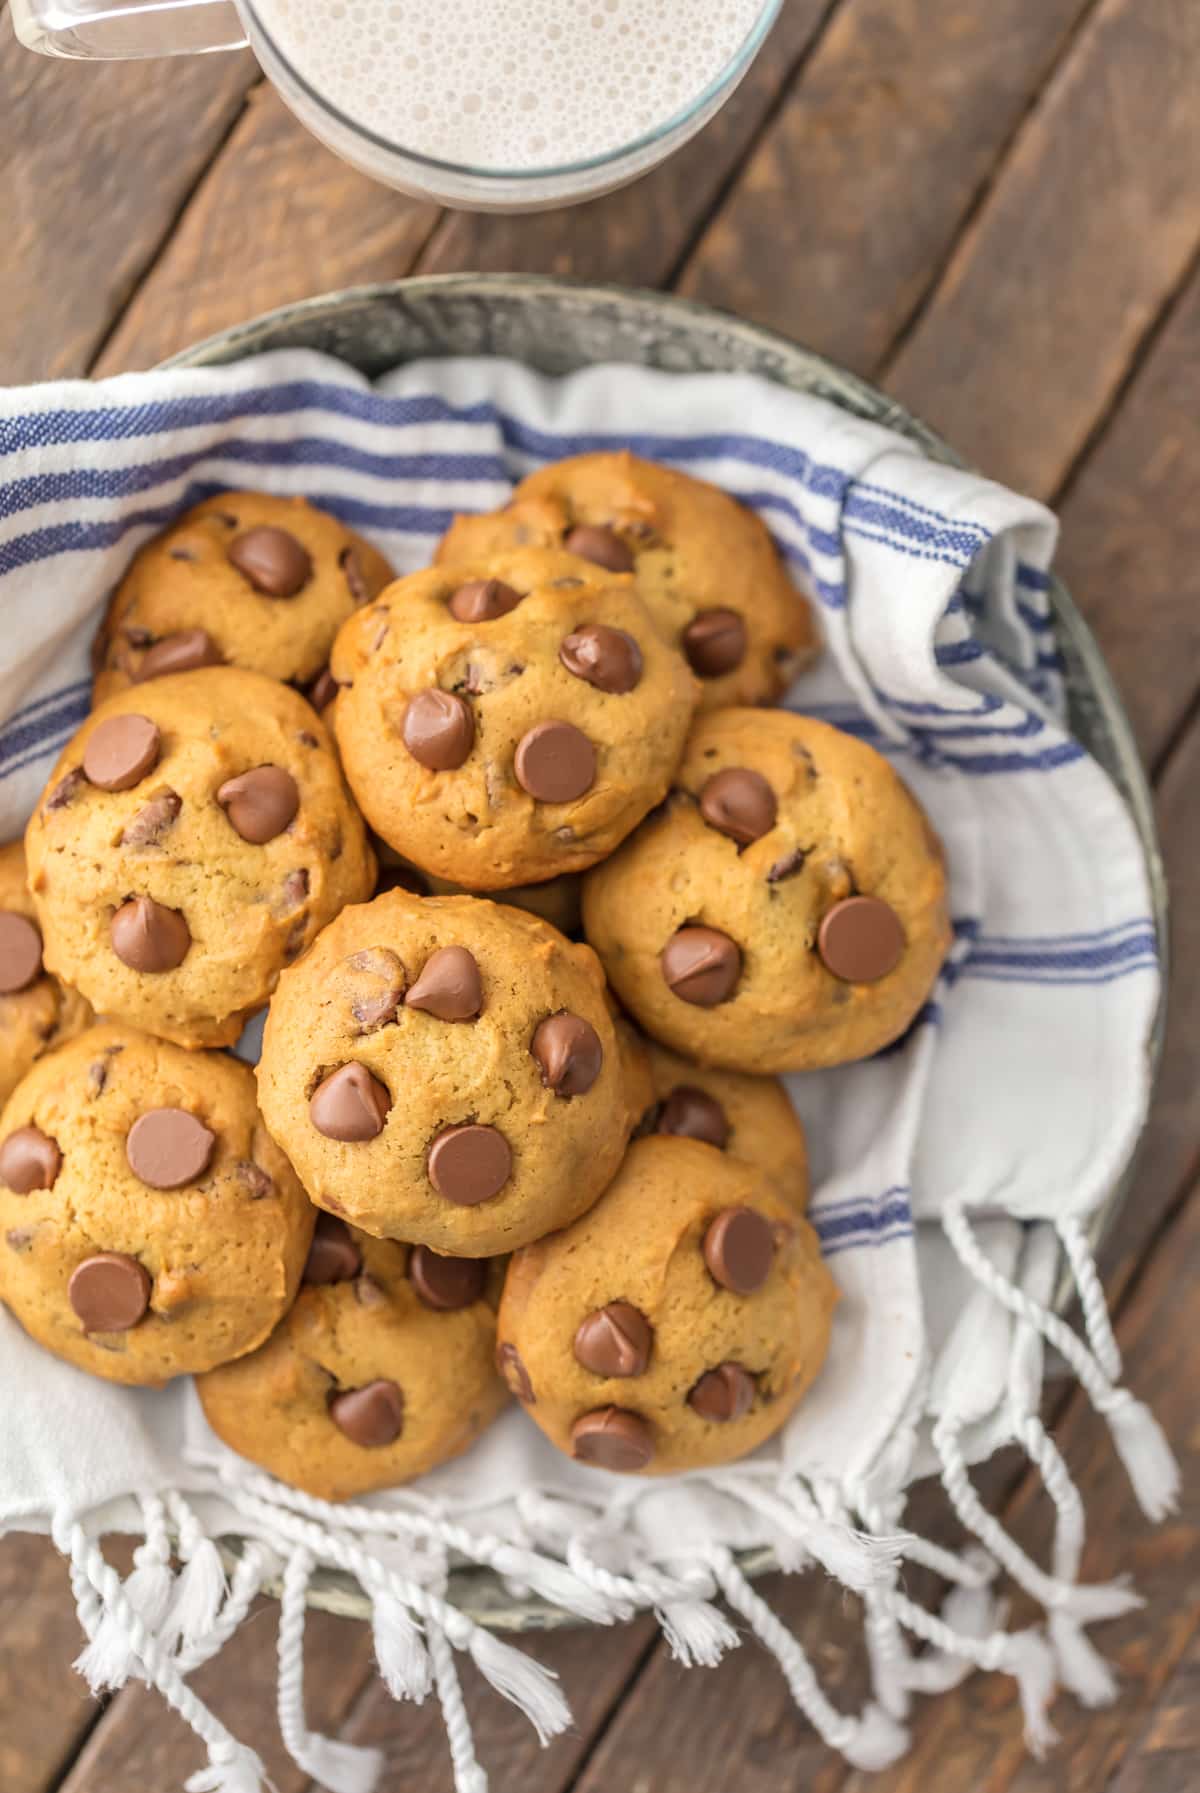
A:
251 0 769 171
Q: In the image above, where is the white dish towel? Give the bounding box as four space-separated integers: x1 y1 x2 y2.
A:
0 351 1174 1793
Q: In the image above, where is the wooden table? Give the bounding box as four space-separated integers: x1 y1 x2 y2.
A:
4 1 1200 1787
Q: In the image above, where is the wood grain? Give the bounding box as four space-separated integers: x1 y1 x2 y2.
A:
677 0 1091 372
0 1534 126 1793
884 0 1200 497
414 0 833 287
1107 1628 1200 1793
0 33 256 381
1052 257 1200 768
337 1614 659 1791
92 83 440 375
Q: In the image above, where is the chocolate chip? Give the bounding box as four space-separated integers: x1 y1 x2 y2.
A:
125 1107 215 1189
110 896 190 972
306 666 341 712
559 624 642 694
227 526 312 597
0 911 43 993
46 768 86 810
134 629 223 682
699 768 777 846
216 765 300 844
563 525 634 573
0 1125 61 1192
656 1085 729 1149
817 896 906 983
408 1245 486 1311
120 790 182 849
344 945 405 1032
329 1380 404 1447
682 608 747 678
767 846 809 884
404 946 483 1022
448 577 522 623
427 1124 511 1205
514 720 596 803
703 1206 775 1294
340 546 370 605
280 869 309 911
660 926 740 1006
87 1061 109 1098
235 1160 274 1199
310 1063 391 1141
688 1362 756 1421
402 690 474 771
497 1341 534 1403
68 1253 151 1332
83 714 161 791
530 1012 603 1097
570 1407 654 1472
303 1212 363 1284
573 1302 652 1378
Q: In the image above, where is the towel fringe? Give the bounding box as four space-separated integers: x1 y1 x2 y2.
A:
277 1544 385 1793
944 1202 1180 1523
75 1493 175 1692
163 1491 228 1654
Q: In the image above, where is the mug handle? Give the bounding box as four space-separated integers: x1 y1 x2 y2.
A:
9 0 246 58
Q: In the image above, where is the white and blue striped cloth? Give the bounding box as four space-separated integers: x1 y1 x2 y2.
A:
0 351 1162 1618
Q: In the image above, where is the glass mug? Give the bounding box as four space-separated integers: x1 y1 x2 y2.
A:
10 0 784 212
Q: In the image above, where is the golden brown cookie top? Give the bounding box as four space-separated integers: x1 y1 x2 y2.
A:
0 1022 313 1386
329 546 698 889
637 1037 809 1209
25 667 375 1048
256 888 634 1257
0 839 93 1108
496 1135 836 1475
582 707 951 1073
437 452 818 711
197 1221 508 1501
92 491 393 704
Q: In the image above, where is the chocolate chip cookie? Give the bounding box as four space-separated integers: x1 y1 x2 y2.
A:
582 708 951 1072
496 1135 836 1474
25 668 375 1049
637 1038 809 1208
0 1022 314 1386
256 888 637 1256
437 452 818 712
0 839 92 1108
197 1221 507 1500
92 492 393 706
329 547 698 889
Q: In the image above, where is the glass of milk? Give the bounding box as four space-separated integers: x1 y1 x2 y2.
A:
10 0 783 211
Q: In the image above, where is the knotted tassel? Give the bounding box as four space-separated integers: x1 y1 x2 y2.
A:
373 1591 433 1704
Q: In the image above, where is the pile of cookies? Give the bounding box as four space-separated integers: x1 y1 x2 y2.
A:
0 452 951 1502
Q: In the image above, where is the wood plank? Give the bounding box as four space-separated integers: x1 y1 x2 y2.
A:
884 0 1200 497
335 1614 659 1791
58 1594 377 1792
1052 258 1200 768
1106 1628 1200 1793
414 0 833 287
0 1534 129 1793
92 83 439 375
677 0 1092 373
0 32 256 382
